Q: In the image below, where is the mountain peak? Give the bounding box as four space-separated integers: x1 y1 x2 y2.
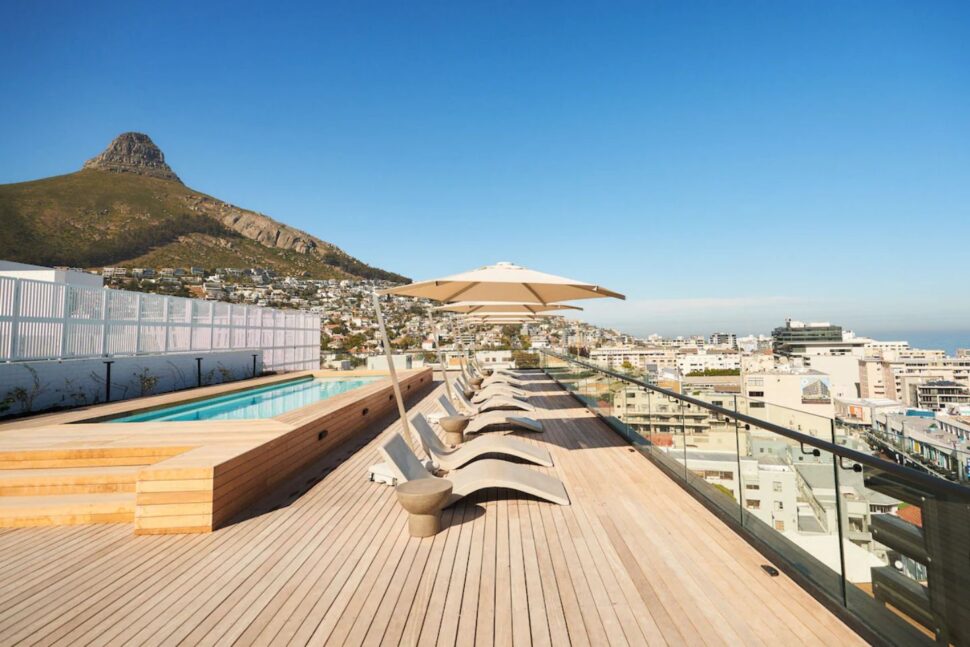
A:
83 132 182 184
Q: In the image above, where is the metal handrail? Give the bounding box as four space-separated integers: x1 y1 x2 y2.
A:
541 349 970 500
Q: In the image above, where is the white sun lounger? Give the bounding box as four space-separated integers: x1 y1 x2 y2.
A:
483 374 527 388
474 378 528 395
457 377 528 400
470 364 528 388
379 434 569 506
411 413 553 469
476 362 529 379
438 395 543 434
471 386 529 403
453 383 535 413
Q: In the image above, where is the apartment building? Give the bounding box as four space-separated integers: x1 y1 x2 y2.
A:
834 397 902 426
742 367 835 434
795 464 897 553
708 332 738 348
860 356 970 405
911 380 970 411
798 354 861 400
589 346 677 372
676 352 741 375
772 319 873 357
863 340 910 358
612 387 743 450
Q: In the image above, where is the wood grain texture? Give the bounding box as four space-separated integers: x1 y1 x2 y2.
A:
0 372 866 645
0 369 431 533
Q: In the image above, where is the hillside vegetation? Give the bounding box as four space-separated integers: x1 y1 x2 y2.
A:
0 168 406 281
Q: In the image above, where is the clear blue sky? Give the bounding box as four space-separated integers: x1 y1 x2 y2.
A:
1 1 968 338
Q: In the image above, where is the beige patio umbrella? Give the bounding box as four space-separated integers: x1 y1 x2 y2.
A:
383 261 624 304
372 262 623 447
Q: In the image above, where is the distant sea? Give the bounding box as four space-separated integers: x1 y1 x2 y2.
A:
859 330 970 356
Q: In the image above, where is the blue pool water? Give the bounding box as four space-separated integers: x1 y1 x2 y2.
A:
108 377 381 422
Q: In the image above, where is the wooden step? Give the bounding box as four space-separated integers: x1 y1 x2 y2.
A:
0 466 138 496
0 446 187 470
0 492 135 527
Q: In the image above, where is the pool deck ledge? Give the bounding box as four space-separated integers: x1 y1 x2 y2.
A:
0 368 432 534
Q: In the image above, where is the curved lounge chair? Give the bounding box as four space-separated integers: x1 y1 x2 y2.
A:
471 386 528 403
438 395 543 434
379 433 569 506
472 361 523 379
483 375 527 389
411 413 552 469
469 364 527 388
453 383 535 413
457 377 528 401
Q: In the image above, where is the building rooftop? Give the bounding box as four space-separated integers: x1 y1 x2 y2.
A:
0 376 863 644
748 367 828 376
795 463 898 506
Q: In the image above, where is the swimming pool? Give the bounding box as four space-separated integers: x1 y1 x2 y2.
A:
108 377 382 422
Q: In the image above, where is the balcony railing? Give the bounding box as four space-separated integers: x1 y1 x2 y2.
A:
0 275 321 371
540 350 970 646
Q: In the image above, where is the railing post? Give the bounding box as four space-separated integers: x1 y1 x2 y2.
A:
208 301 215 352
646 389 653 447
831 418 849 608
59 284 69 359
680 398 689 480
162 296 170 354
134 292 143 355
9 278 22 360
734 395 745 524
100 289 110 357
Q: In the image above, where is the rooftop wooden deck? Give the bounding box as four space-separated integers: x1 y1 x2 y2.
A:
0 372 864 645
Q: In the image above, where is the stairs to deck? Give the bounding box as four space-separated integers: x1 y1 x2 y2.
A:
0 446 183 470
0 447 176 527
0 492 135 527
0 466 138 496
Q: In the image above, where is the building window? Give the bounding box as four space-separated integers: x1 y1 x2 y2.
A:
748 391 764 397
745 484 759 490
774 520 785 531
774 501 784 511
747 500 761 510
773 482 782 493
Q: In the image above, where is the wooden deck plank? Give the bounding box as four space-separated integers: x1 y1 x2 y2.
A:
472 490 497 646
0 374 868 647
414 498 469 646
436 494 477 647
454 490 488 647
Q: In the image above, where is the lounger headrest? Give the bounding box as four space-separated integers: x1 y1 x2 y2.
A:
378 433 432 483
438 395 459 416
411 413 445 454
452 382 474 404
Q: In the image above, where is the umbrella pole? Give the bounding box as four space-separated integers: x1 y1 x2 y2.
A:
372 292 413 449
428 309 454 402
457 319 470 380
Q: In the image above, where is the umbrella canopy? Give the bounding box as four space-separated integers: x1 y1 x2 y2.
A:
464 312 562 322
434 301 583 315
381 261 624 304
466 317 539 324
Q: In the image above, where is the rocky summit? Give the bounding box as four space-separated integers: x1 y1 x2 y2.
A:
83 132 183 183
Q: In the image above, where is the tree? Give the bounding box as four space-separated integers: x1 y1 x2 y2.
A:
686 368 740 377
512 351 540 369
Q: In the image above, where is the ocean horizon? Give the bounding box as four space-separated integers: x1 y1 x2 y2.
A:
859 330 970 356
